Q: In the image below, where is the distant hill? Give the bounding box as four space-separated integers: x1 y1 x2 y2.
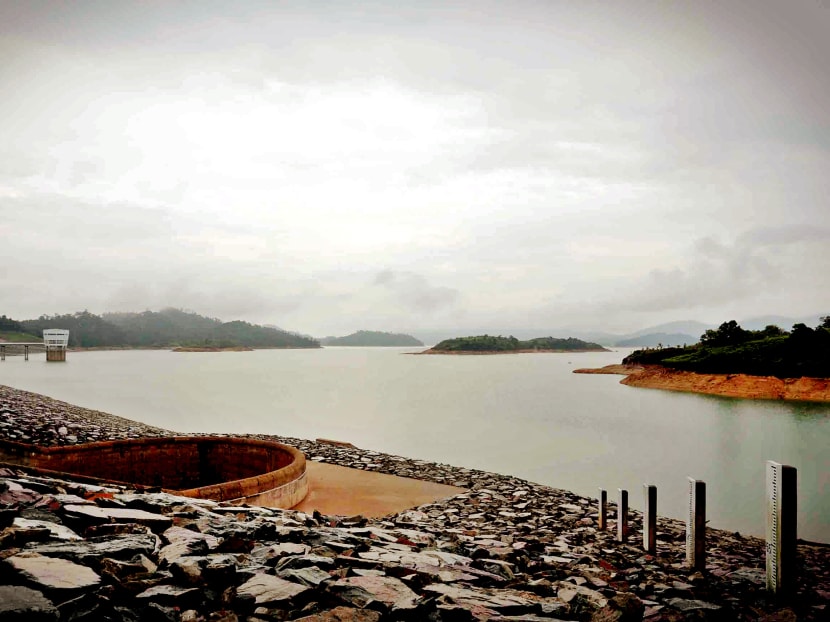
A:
322 330 424 347
427 335 608 353
16 308 319 349
615 332 697 348
624 320 712 339
0 315 39 342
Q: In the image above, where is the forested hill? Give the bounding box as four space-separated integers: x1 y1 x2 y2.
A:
321 330 424 347
15 308 319 349
623 318 830 378
0 315 39 342
429 335 608 352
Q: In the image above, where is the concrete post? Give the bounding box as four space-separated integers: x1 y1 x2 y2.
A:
1 345 4 361
686 478 706 571
617 488 628 542
766 461 797 594
598 488 607 530
24 345 29 361
643 484 657 554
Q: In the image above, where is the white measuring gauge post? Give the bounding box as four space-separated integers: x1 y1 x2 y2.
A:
686 478 706 571
766 461 797 594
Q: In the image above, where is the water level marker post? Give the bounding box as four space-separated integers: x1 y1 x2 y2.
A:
617 488 628 542
643 484 657 554
686 478 706 571
766 461 797 595
598 488 607 530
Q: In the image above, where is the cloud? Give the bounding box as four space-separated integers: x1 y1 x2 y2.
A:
0 1 828 334
373 271 460 313
619 227 830 314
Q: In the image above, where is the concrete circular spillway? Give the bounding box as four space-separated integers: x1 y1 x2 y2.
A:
2 436 308 509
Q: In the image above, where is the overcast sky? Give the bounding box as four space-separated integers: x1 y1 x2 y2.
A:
2 0 828 335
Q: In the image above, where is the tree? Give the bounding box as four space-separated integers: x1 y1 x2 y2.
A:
819 316 830 330
759 324 786 338
0 315 23 332
699 320 750 348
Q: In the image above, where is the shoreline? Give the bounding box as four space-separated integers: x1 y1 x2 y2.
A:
171 346 254 352
574 364 830 402
1 384 829 619
415 348 609 355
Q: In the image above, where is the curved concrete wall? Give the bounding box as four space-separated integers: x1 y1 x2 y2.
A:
0 436 308 509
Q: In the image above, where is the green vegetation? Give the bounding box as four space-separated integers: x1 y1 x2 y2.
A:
623 318 830 378
0 332 41 342
431 335 607 352
11 308 319 349
0 316 39 342
322 330 424 347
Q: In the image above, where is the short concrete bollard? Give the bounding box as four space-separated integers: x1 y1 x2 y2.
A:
617 488 628 542
598 488 607 530
766 461 797 594
686 478 706 571
643 484 657 554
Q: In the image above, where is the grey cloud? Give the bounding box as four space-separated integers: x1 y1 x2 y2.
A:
1 194 172 245
2 1 829 334
373 271 460 313
621 228 830 314
738 225 830 247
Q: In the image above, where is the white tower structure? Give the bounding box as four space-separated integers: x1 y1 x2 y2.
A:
43 329 69 362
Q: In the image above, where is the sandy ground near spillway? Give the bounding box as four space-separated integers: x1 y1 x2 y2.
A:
293 461 464 517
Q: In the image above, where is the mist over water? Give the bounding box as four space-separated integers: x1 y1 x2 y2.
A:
2 348 827 542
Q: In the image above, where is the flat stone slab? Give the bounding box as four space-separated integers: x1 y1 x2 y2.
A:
63 505 173 531
24 533 159 563
423 584 539 611
330 575 419 610
6 553 101 591
13 517 82 541
0 585 58 621
237 573 310 605
292 607 381 622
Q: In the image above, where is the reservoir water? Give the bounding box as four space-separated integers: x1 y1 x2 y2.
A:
1 347 828 542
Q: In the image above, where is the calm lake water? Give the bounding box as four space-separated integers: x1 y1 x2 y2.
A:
1 347 828 542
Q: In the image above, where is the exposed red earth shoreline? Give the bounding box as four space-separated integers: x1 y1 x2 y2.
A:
574 364 830 402
416 348 608 355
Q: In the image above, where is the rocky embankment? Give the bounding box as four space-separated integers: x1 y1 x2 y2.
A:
1 385 829 621
0 386 170 445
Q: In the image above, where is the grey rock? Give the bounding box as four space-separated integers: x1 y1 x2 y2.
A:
0 585 58 621
330 575 419 610
5 553 101 592
667 598 722 612
24 533 159 566
279 565 333 586
236 573 310 605
291 607 381 621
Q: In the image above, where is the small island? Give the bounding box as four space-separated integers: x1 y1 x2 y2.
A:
321 330 424 347
575 318 830 402
172 346 254 352
421 335 609 354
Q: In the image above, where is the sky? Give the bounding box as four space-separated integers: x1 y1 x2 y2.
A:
1 0 829 336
